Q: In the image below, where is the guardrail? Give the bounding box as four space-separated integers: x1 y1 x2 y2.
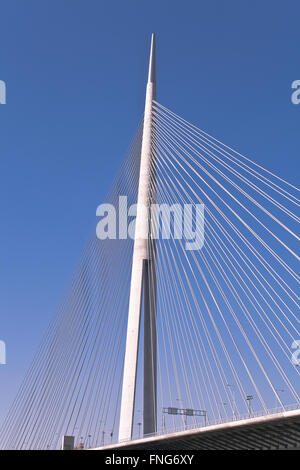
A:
112 402 300 447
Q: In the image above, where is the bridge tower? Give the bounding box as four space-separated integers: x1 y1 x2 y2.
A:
118 34 157 442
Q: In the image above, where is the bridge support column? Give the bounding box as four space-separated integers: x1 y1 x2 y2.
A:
118 34 157 443
143 257 157 436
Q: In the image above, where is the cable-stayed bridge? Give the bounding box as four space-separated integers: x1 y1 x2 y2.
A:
0 34 299 450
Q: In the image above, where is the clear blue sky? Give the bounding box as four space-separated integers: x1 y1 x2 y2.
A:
0 0 299 424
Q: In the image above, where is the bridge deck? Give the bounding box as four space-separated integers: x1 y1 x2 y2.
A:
93 408 300 450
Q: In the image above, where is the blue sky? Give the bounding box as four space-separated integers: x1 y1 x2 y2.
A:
0 0 299 425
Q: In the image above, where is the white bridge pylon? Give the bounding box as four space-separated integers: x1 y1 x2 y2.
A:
118 34 157 442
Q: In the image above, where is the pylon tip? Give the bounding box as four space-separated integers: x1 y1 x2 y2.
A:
148 34 156 84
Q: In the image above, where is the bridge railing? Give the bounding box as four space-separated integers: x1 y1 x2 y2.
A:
114 402 300 446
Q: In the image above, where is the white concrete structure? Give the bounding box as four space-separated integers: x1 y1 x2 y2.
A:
118 34 157 442
96 407 300 450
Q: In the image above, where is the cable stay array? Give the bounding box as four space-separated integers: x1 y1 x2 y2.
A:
148 101 299 433
0 102 299 449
